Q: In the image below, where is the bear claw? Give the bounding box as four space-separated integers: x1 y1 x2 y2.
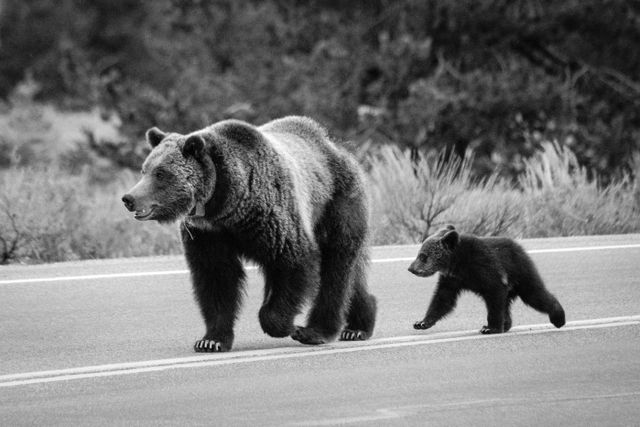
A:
414 320 434 330
480 326 504 334
339 329 367 341
194 339 227 352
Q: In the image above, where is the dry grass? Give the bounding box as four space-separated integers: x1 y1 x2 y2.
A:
1 142 638 263
0 166 180 263
518 142 640 237
369 142 640 244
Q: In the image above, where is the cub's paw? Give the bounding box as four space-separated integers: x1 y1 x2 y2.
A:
479 326 504 334
414 320 435 330
194 339 230 352
339 329 368 341
291 326 329 345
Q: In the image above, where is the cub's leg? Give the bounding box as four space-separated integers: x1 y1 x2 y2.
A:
182 227 245 352
516 265 566 328
260 260 319 338
480 287 508 334
503 295 517 332
414 279 460 330
340 253 377 341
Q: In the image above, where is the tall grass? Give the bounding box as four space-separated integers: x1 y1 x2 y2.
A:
367 146 524 244
518 142 640 236
369 142 640 244
0 166 180 263
1 142 638 263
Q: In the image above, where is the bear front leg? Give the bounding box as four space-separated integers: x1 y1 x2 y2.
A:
414 281 460 330
182 227 246 352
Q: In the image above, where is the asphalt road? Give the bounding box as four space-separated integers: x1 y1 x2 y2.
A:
1 234 639 426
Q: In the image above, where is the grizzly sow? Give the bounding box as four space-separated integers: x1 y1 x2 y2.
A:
122 116 377 352
409 225 565 334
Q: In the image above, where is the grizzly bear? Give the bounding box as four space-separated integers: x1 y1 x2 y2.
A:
122 116 377 352
408 225 565 334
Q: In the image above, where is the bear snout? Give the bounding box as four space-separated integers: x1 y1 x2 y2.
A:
122 194 135 212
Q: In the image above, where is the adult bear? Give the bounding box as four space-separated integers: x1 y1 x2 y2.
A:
122 116 377 352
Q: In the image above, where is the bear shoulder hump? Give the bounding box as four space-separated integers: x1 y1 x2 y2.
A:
214 120 265 146
259 116 329 141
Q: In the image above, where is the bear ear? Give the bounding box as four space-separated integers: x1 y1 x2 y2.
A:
146 127 167 148
182 134 205 159
445 224 456 231
441 230 459 251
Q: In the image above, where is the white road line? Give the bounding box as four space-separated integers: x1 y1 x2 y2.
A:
2 243 640 285
0 270 190 285
528 244 640 254
1 315 638 388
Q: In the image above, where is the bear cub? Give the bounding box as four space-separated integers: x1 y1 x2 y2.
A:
408 225 565 334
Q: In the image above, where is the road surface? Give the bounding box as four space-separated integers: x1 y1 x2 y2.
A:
1 234 639 426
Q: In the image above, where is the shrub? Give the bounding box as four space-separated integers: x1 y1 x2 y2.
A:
0 166 180 264
367 145 521 244
519 142 640 236
368 142 640 244
1 142 638 264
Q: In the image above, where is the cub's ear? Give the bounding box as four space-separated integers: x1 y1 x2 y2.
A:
445 224 456 231
146 127 167 148
182 134 205 159
441 230 459 251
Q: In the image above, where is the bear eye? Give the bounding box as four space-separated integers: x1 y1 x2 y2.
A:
154 169 167 180
418 254 427 263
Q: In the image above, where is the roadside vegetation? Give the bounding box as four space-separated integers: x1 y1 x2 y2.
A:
1 134 638 264
368 142 640 245
1 1 640 263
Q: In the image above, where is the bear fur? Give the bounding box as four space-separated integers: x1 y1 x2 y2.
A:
408 225 565 334
122 116 377 352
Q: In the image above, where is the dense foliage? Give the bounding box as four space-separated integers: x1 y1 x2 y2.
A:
1 0 639 179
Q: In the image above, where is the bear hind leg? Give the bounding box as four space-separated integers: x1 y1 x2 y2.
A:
292 189 369 346
260 261 319 338
340 254 377 341
292 249 356 345
517 276 566 328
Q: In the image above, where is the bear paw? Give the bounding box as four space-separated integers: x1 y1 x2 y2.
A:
194 339 230 352
259 306 294 338
413 320 435 330
291 326 329 345
479 326 504 334
339 329 368 341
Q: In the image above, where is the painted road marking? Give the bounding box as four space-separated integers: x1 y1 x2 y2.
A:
1 315 638 388
2 243 640 285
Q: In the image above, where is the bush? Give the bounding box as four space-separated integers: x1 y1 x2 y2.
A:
369 142 640 244
519 142 640 236
0 166 180 264
0 142 638 264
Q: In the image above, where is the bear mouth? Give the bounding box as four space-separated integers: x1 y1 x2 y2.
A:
134 206 157 220
410 270 436 278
